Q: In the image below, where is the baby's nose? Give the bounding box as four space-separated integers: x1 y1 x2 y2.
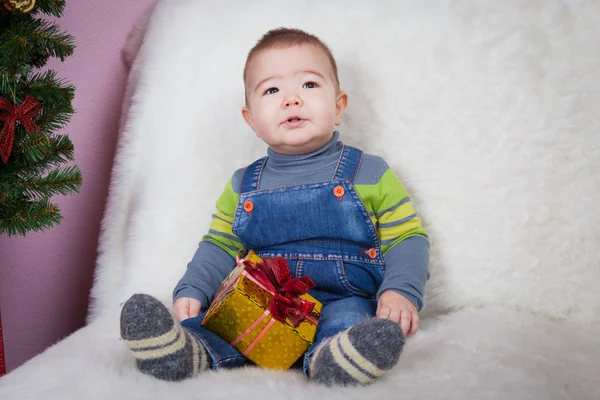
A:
282 94 304 108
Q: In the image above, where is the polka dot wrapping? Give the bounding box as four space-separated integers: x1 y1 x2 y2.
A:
202 270 322 370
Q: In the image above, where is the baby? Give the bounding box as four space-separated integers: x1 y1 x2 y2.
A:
120 27 429 387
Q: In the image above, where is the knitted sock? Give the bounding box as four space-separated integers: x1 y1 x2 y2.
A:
120 293 211 381
309 317 405 386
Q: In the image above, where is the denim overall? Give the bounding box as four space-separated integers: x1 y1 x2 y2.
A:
182 145 385 373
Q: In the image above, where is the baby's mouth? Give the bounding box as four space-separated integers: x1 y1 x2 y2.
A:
282 116 304 123
281 117 307 128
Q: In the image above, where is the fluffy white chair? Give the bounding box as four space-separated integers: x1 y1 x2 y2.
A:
1 1 599 398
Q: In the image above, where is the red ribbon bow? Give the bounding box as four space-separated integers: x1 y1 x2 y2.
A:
239 256 317 327
0 95 42 164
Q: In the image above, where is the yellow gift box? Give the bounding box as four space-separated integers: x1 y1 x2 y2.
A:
201 252 321 370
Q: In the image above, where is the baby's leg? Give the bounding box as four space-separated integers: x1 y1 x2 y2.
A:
305 296 405 386
119 294 211 381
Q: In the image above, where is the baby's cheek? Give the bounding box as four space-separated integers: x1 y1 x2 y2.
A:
317 106 338 127
316 99 338 123
251 111 272 134
255 122 270 137
256 119 273 138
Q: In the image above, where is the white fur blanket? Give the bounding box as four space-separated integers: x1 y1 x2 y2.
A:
1 0 599 398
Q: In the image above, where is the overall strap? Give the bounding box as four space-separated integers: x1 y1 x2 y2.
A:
239 156 268 193
332 145 363 183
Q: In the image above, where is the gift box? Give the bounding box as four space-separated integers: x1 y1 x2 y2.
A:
201 251 321 370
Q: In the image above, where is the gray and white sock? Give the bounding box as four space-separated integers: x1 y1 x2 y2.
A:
120 293 211 381
309 317 404 386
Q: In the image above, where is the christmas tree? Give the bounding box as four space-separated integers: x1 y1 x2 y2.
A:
0 0 81 236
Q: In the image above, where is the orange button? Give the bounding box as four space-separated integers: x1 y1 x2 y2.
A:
333 185 345 197
366 248 377 259
243 200 254 213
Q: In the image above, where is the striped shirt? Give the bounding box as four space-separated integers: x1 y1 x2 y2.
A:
174 132 429 310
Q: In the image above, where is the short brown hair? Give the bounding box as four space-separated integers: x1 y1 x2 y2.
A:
243 27 340 101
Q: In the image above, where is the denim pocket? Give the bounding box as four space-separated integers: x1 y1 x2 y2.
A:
294 259 381 298
295 259 347 297
338 260 382 298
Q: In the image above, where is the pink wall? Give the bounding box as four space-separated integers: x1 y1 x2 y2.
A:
0 0 156 372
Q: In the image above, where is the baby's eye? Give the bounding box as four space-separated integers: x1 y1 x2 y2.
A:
264 87 279 95
303 81 318 89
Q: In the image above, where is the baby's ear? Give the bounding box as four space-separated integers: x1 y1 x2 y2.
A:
241 106 255 130
335 91 348 125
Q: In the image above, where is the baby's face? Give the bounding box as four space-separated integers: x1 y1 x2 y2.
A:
242 45 347 154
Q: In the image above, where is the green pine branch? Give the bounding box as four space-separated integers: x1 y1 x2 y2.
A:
0 17 74 69
4 133 75 174
0 67 14 96
34 103 74 135
0 197 63 236
13 132 54 165
20 70 76 134
22 70 74 103
33 0 66 18
1 71 74 117
19 165 81 199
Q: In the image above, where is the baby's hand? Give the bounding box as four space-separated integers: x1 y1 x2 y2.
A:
173 297 202 322
376 290 419 337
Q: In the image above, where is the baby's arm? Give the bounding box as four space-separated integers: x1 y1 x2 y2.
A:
172 241 236 321
377 237 429 336
172 176 245 321
363 159 429 336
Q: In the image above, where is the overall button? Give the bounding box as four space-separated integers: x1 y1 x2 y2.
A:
243 200 254 213
366 248 377 259
333 185 345 199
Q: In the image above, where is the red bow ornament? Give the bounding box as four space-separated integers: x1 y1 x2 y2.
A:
0 95 42 163
238 255 317 327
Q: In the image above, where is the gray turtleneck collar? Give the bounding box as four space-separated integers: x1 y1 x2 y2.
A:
260 131 344 189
